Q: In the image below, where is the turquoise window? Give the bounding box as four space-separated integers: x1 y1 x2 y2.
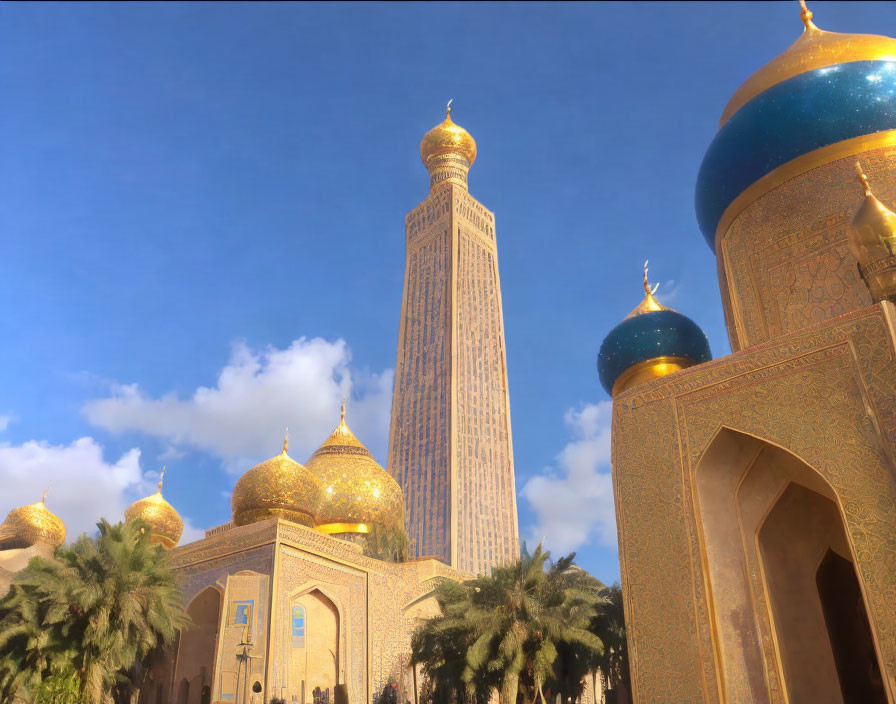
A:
292 605 306 649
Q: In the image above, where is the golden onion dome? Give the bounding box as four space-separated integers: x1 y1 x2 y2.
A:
124 468 184 550
420 102 477 167
0 488 66 549
231 432 322 528
305 402 404 535
719 1 896 127
849 162 896 263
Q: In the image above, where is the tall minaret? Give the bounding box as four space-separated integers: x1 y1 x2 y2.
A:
387 105 519 575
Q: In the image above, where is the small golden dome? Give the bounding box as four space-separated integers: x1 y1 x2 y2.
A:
420 103 477 167
306 402 404 534
719 1 896 127
124 468 184 550
231 432 322 528
849 162 896 263
0 488 66 549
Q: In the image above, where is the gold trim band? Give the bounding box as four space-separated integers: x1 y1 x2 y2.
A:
612 355 695 397
315 522 370 535
714 130 896 250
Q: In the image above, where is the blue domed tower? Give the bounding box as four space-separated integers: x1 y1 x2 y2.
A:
695 0 896 351
598 263 711 396
607 5 896 704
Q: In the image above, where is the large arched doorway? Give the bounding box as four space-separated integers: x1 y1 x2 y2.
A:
173 587 222 704
287 589 339 704
695 429 886 704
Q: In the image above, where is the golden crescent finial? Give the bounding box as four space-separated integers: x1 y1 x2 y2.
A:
642 260 660 297
340 397 346 424
283 428 289 454
798 0 817 31
856 161 873 196
157 466 166 493
446 98 453 119
41 484 50 503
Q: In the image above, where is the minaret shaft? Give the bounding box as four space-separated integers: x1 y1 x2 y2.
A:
387 182 519 574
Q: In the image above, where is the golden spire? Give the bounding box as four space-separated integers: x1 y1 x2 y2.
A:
625 260 670 319
157 466 165 493
41 484 50 504
798 0 818 32
283 428 289 454
446 98 453 119
340 397 346 424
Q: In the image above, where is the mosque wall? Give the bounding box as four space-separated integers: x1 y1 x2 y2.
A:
611 303 896 703
164 517 469 704
718 145 896 351
0 543 53 597
169 521 277 704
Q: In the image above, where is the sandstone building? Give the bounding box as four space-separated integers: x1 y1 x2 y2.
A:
599 4 896 703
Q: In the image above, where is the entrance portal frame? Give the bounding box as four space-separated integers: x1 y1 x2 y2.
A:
610 303 896 703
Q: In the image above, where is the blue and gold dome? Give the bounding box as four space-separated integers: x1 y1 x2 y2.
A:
696 1 896 249
598 264 711 396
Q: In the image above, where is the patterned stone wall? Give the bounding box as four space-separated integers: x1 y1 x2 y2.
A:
388 182 519 575
612 303 896 703
453 190 518 573
170 522 277 703
718 147 896 351
166 517 470 704
390 186 453 562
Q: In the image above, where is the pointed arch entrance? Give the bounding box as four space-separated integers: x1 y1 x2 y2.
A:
286 588 340 704
694 428 886 704
173 586 223 704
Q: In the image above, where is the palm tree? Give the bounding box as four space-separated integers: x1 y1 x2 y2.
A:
411 579 494 704
0 519 190 704
589 585 631 704
412 545 606 704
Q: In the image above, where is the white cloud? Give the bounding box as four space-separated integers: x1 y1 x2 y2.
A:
0 415 13 432
657 279 681 304
0 438 206 544
83 337 394 473
521 402 617 556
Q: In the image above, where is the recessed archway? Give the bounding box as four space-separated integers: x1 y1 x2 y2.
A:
286 589 339 704
695 428 886 704
173 586 222 704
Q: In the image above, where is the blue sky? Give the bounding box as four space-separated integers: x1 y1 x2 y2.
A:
1 1 891 584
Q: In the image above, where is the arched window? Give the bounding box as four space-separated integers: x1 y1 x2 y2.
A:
292 604 306 649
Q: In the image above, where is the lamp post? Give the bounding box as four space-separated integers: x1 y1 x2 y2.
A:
235 626 264 704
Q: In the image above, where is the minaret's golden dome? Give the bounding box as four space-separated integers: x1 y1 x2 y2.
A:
124 468 184 550
420 102 477 168
305 402 404 535
231 432 322 528
719 1 896 127
0 488 66 549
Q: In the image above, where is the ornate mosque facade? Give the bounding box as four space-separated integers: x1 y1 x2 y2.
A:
5 3 896 704
0 109 519 704
598 3 896 703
